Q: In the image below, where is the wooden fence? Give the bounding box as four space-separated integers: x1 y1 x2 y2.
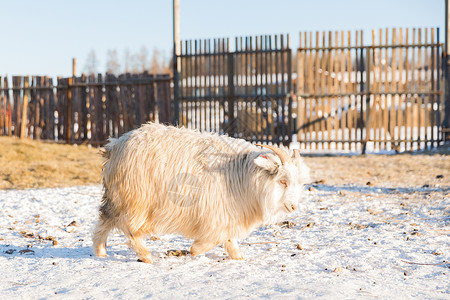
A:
1 28 448 152
296 28 443 152
0 73 171 145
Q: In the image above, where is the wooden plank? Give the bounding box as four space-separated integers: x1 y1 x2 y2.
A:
80 74 88 140
299 32 308 145
319 31 326 148
56 77 63 141
72 76 80 141
307 32 313 148
96 74 105 142
333 31 340 147
0 76 4 135
326 31 332 149
38 77 45 139
313 31 320 149
417 28 424 147
106 73 113 138
404 28 412 150
2 77 10 136
340 31 347 150
7 77 11 136
104 73 113 137
363 30 373 153
376 29 383 150
12 76 22 137
346 31 355 148
389 28 398 150
296 32 303 144
424 28 431 146
20 76 30 138
371 30 382 150
33 76 40 140
47 77 55 140
430 28 437 145
297 32 304 142
411 29 417 148
357 30 364 149
397 28 405 151
40 76 46 139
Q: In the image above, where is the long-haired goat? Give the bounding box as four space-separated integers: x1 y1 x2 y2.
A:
93 122 309 263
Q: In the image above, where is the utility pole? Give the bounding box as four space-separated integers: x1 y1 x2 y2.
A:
445 0 450 140
173 0 180 125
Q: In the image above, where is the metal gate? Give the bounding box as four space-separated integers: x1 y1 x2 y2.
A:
175 34 292 145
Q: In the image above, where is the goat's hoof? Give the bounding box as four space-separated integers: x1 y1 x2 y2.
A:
137 256 153 263
229 251 244 260
94 247 107 257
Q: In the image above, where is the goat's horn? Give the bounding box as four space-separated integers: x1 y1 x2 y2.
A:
293 149 301 159
255 144 292 165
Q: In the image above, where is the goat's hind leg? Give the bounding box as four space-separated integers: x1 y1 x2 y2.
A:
225 239 244 260
190 239 217 257
93 218 113 257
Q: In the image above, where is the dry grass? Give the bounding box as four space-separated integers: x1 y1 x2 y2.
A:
0 136 449 190
305 151 450 188
0 137 102 190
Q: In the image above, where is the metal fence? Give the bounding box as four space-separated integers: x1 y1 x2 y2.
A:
176 34 292 145
296 28 444 152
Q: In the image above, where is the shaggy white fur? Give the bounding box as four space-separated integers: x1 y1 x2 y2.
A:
93 122 310 263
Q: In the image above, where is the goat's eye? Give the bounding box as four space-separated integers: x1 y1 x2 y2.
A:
280 179 287 187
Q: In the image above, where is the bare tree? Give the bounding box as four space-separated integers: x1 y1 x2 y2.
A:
136 46 149 72
126 46 150 74
150 47 161 75
161 53 173 75
84 49 99 75
85 47 171 75
123 48 132 73
106 49 121 75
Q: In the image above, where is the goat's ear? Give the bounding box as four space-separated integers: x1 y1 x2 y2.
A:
291 150 311 184
254 153 279 174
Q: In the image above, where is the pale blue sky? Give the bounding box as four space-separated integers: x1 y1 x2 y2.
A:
0 0 444 77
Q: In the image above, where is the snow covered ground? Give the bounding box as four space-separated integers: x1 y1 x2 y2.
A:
0 184 448 299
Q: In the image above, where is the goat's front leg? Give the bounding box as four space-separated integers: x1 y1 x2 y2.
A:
225 239 244 260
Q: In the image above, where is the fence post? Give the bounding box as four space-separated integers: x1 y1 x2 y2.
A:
72 58 76 77
362 46 372 154
66 77 72 142
286 44 293 146
172 0 180 125
227 51 235 136
20 76 30 138
444 0 450 141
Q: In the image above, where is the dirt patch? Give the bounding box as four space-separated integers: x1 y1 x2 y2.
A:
0 137 102 189
0 136 448 190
